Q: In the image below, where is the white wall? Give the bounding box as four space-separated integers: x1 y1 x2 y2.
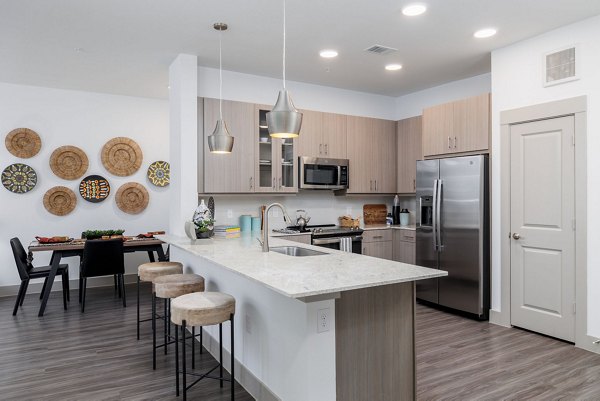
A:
198 66 398 120
0 82 169 288
491 15 600 336
395 73 491 120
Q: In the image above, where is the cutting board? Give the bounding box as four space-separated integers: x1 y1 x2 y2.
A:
363 204 387 225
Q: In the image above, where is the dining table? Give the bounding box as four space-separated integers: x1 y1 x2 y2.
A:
28 237 167 316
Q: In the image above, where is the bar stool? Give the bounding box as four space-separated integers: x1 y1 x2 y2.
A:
152 273 205 370
137 261 183 340
171 292 236 401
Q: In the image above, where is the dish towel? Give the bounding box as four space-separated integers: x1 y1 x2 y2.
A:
340 237 352 253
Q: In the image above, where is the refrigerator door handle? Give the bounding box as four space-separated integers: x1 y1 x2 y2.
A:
432 179 438 251
437 179 443 250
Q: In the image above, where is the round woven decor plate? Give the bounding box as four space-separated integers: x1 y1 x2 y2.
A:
50 145 89 180
147 161 170 187
115 182 149 214
44 186 77 216
5 128 41 158
79 174 110 203
101 137 143 177
2 163 37 194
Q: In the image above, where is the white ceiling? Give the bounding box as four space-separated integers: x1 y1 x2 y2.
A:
2 0 600 99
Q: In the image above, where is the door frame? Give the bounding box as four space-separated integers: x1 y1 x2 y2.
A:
496 96 595 352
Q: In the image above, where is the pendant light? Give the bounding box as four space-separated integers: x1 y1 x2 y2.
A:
267 0 303 138
208 22 234 154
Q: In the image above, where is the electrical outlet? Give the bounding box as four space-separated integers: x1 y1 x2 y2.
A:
227 209 233 218
317 308 330 333
345 206 352 215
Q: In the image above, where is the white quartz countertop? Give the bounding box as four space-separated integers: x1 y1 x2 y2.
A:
362 224 417 231
157 233 445 300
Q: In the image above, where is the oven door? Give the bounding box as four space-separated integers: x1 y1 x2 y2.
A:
299 157 347 190
312 237 363 254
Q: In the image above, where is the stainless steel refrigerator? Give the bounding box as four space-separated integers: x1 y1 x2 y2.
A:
415 155 489 319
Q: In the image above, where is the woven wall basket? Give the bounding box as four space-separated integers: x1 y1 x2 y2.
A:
44 186 77 216
101 137 143 177
5 128 42 158
49 145 89 180
115 182 149 214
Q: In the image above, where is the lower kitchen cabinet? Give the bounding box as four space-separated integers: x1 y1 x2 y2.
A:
393 229 416 264
362 229 393 259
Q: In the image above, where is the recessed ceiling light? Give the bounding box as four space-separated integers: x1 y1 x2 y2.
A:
74 47 85 53
402 4 427 16
320 49 338 58
473 28 497 39
385 64 403 71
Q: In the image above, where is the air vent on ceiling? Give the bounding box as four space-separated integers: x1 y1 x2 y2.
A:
544 45 579 87
364 44 398 55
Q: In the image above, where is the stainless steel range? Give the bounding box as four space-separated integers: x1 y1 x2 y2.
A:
275 224 364 254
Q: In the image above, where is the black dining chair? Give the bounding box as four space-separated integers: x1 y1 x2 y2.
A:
10 237 70 316
79 238 126 313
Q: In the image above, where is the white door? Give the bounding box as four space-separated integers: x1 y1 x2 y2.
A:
510 116 575 342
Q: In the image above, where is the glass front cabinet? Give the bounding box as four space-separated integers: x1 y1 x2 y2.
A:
255 106 298 193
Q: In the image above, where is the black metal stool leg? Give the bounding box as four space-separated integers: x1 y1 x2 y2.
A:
219 323 223 388
152 292 156 370
137 276 140 340
164 299 168 355
200 327 203 354
231 315 235 401
175 319 179 397
168 299 171 338
192 326 196 369
182 320 187 401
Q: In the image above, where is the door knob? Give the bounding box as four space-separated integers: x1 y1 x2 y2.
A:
512 233 521 240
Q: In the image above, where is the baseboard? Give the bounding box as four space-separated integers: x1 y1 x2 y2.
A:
194 327 281 401
576 333 600 355
489 308 510 327
0 273 139 298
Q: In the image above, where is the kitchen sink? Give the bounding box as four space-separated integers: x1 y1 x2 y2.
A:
270 246 327 257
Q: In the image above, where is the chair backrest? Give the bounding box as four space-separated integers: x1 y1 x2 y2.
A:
81 238 125 278
10 237 32 280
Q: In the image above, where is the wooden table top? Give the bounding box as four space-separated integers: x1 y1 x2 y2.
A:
28 237 164 252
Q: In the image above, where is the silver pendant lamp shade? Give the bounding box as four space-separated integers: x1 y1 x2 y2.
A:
208 23 234 154
267 0 302 138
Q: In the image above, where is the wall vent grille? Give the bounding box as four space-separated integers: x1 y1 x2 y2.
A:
364 44 397 55
544 46 578 86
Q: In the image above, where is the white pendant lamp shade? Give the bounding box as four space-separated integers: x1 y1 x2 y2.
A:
267 90 303 138
268 0 302 138
208 119 234 153
208 22 234 154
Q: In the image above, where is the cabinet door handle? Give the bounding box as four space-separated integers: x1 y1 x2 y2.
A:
448 136 451 149
279 177 282 189
370 180 373 191
249 177 253 190
375 180 377 191
325 144 328 155
319 144 323 155
272 178 276 190
373 235 383 239
413 178 416 191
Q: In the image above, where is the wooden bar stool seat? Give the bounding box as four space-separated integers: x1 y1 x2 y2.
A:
151 273 205 370
171 292 236 401
136 261 183 341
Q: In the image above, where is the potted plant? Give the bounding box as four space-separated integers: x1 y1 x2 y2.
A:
194 217 214 239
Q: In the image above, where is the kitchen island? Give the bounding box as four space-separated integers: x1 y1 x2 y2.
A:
158 233 446 401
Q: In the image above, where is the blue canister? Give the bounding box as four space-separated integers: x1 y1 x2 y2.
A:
240 215 252 232
251 216 262 231
400 209 410 226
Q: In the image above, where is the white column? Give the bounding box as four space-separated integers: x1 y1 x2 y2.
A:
169 54 198 236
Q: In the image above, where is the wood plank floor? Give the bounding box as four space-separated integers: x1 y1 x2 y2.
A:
2 285 600 400
0 283 253 401
416 304 600 400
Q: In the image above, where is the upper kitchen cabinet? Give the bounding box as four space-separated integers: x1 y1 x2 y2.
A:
347 116 396 194
255 105 298 193
203 98 255 193
297 110 347 159
397 116 422 194
422 93 490 157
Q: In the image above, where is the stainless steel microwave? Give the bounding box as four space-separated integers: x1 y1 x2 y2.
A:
299 156 349 190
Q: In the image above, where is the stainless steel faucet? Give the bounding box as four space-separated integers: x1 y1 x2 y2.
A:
260 202 293 252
